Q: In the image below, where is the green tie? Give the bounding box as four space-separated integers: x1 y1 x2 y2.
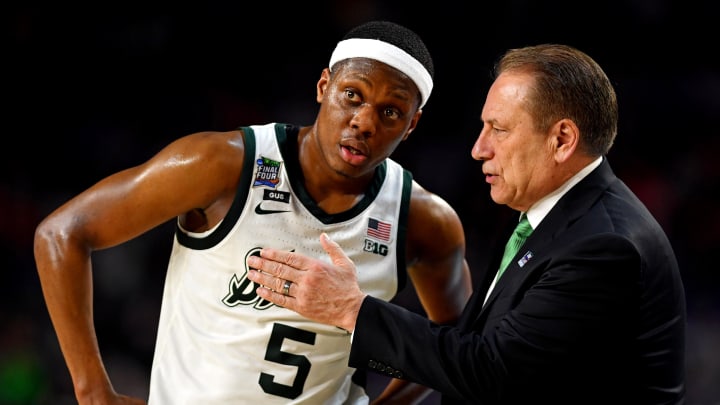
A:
497 214 533 280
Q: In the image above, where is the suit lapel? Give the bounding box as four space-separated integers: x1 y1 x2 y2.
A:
458 217 513 330
470 158 617 327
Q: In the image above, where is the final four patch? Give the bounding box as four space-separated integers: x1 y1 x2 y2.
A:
253 156 282 188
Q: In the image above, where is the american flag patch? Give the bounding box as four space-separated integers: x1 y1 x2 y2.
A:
367 218 391 241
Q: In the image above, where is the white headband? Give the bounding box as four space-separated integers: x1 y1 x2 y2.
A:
329 38 433 109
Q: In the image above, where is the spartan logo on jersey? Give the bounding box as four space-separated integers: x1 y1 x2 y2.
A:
222 248 273 309
253 156 282 188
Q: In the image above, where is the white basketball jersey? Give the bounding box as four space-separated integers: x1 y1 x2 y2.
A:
148 123 412 404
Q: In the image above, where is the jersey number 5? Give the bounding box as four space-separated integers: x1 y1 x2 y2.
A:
259 322 316 399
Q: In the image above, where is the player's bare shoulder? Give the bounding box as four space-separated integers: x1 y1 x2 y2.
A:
152 130 245 184
407 181 465 250
409 181 460 225
162 129 248 231
170 129 245 169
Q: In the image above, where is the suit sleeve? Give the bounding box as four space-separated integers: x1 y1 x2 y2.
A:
349 295 494 402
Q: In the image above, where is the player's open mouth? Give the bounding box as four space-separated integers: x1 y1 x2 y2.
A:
340 145 368 165
344 145 362 155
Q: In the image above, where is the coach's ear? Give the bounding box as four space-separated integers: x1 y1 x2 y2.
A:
551 118 579 163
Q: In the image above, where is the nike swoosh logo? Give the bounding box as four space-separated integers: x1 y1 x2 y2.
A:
254 202 291 215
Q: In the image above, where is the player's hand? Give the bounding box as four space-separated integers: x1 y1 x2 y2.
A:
78 391 146 405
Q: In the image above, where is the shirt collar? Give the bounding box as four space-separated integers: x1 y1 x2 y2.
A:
523 156 603 228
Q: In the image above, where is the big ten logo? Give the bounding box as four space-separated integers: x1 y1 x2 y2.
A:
222 248 273 309
363 239 388 256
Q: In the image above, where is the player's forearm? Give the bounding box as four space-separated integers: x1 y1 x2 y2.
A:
35 233 114 400
44 278 114 400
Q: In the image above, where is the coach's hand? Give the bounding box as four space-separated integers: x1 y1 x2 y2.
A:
247 233 366 332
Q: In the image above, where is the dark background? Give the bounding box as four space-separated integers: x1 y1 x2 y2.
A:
3 1 719 404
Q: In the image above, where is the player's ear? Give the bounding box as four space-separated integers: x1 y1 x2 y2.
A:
402 110 423 141
317 68 331 102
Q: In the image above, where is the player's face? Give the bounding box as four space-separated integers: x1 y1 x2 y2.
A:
313 58 422 179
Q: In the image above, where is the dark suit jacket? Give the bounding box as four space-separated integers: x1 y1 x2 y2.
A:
350 158 686 404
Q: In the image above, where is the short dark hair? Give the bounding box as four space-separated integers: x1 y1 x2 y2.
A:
341 20 434 79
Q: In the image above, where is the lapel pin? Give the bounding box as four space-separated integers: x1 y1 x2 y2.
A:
517 251 533 268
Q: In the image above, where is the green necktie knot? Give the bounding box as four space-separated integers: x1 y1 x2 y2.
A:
497 214 533 280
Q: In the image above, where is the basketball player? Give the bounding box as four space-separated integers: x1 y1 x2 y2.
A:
34 20 472 404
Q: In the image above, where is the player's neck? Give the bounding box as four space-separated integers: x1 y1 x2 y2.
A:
297 126 371 214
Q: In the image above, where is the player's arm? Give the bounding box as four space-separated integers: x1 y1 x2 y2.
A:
405 181 472 323
33 129 245 404
372 181 472 404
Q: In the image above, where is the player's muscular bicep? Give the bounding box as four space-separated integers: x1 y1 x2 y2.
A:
165 131 244 232
406 184 465 267
63 131 243 248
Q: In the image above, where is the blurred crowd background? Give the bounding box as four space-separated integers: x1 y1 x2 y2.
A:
4 1 719 404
